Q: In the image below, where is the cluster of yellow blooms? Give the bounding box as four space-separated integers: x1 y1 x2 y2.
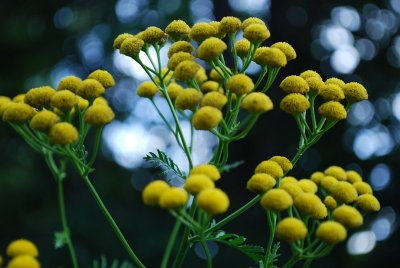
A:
0 70 116 145
247 157 379 244
143 164 230 215
0 239 40 268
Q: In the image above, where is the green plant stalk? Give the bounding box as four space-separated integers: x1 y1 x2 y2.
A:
87 126 103 168
229 33 239 73
81 175 146 268
263 211 277 268
161 220 182 268
200 236 213 268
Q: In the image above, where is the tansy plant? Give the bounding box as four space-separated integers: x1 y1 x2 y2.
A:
0 16 378 268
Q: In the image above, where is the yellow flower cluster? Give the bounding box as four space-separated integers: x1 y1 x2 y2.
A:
1 70 116 146
4 239 40 268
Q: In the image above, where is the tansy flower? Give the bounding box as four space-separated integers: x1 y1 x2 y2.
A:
330 181 358 204
168 41 194 58
298 179 318 193
280 176 298 185
25 86 56 109
318 101 347 121
319 84 345 101
241 92 273 114
353 181 373 195
12 94 25 103
279 75 309 94
246 173 276 193
324 195 337 210
0 96 11 115
299 70 322 80
346 170 363 183
7 255 40 268
30 110 60 132
137 81 159 98
184 174 215 194
200 81 221 93
209 21 225 39
192 106 222 130
254 160 284 178
324 166 346 181
189 22 216 43
276 217 307 242
165 83 184 101
310 171 324 184
305 77 325 95
140 26 166 44
142 180 170 206
174 61 201 82
260 189 293 212
280 93 310 114
219 16 241 34
343 82 368 103
243 24 270 43
76 79 105 100
196 37 227 60
356 194 380 212
269 156 293 173
113 33 135 49
50 90 77 112
294 193 327 219
7 239 38 257
167 52 194 71
120 37 145 56
316 221 347 244
190 164 221 181
159 187 188 209
333 204 363 228
57 76 82 93
84 104 115 126
49 122 78 145
209 67 224 81
76 96 89 110
87 70 115 88
195 67 208 84
253 47 287 68
280 183 304 199
226 74 254 95
2 103 36 123
93 97 109 106
270 42 297 61
320 176 338 192
235 39 251 58
196 188 230 214
165 20 191 41
325 77 345 88
175 88 202 110
201 92 227 109
241 17 265 30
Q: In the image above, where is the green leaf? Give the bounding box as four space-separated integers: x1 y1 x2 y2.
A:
144 149 186 181
90 256 134 268
208 231 264 263
54 231 67 249
220 160 244 173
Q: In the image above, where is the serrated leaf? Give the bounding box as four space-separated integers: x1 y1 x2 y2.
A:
54 231 67 249
144 149 186 181
220 160 245 173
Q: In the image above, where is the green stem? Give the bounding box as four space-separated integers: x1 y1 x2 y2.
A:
200 237 213 268
87 126 103 168
229 33 239 73
263 211 277 268
309 94 318 130
282 254 302 268
81 175 145 268
161 220 182 268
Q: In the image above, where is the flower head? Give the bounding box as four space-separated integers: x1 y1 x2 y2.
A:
319 84 345 101
166 83 184 101
174 61 201 82
241 17 265 30
294 193 327 219
325 77 345 88
280 176 298 185
226 74 254 95
168 41 194 58
113 33 135 49
192 106 222 130
310 171 324 184
220 16 241 34
201 92 227 109
298 179 318 193
120 37 145 56
49 122 78 145
280 183 304 199
271 42 297 61
209 21 225 39
7 239 39 257
246 173 276 193
30 110 60 132
279 75 309 94
333 204 363 228
25 86 56 109
184 174 215 194
324 195 337 210
320 176 338 192
305 77 325 94
142 180 170 206
280 93 310 114
324 166 346 180
343 82 368 103
88 70 115 88
260 189 293 212
346 170 363 183
241 92 273 114
167 52 194 71
7 255 40 268
140 26 167 44
200 81 221 93
209 67 224 81
159 187 188 209
84 104 115 126
137 81 159 98
318 101 347 121
269 156 293 173
189 23 216 43
50 90 77 112
353 181 373 195
175 88 202 110
330 181 358 204
2 103 36 123
57 76 82 93
243 24 270 43
276 217 307 242
235 39 251 58
190 164 221 181
300 70 322 80
253 47 287 68
196 37 227 60
196 188 230 214
255 160 284 178
165 20 191 41
356 194 380 212
76 79 105 100
13 94 26 103
316 221 347 244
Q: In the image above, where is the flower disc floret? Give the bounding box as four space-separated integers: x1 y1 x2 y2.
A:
280 93 310 114
88 70 115 88
306 77 325 94
255 160 284 178
189 23 216 43
209 68 224 81
195 67 208 84
280 183 304 199
243 24 270 43
279 75 309 94
330 181 358 204
356 194 380 212
2 103 36 123
333 204 363 228
142 180 170 206
346 170 363 183
269 156 293 172
175 88 202 110
192 106 222 130
325 77 345 88
184 174 215 194
120 37 145 56
298 179 318 193
7 255 40 268
201 92 227 109
241 17 265 30
276 217 307 242
318 101 347 121
197 37 227 60
165 20 191 41
140 26 166 44
280 176 298 185
324 196 337 210
219 16 241 34
174 61 201 82
13 95 25 103
168 41 194 58
137 81 158 98
241 92 273 114
226 74 254 95
200 81 220 93
7 239 38 257
50 90 77 111
353 181 372 195
235 39 251 58
320 176 338 191
300 70 322 80
343 82 368 103
167 52 194 71
196 188 230 214
113 33 135 49
166 83 184 101
208 21 225 39
77 96 89 110
49 122 78 145
84 104 115 126
324 166 346 181
190 164 221 181
310 171 324 184
253 47 287 68
30 110 60 132
316 221 347 244
319 84 345 101
25 86 56 109
270 42 297 61
294 193 327 219
159 187 188 209
76 79 105 100
260 189 293 212
57 76 82 93
246 173 276 193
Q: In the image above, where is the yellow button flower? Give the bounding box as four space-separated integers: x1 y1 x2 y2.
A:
196 37 227 60
280 93 310 114
84 104 115 126
253 47 287 68
168 41 194 58
226 74 254 95
319 84 345 101
298 179 318 193
7 255 40 268
167 52 194 71
25 86 56 109
310 171 324 184
246 173 276 193
87 70 115 88
269 156 293 173
12 94 25 103
276 217 307 242
30 110 60 132
189 22 216 43
260 189 293 212
330 181 358 203
243 24 270 43
255 160 284 178
174 61 201 82
165 20 191 41
159 187 188 209
209 67 224 81
357 194 380 212
49 122 79 145
280 176 298 185
324 195 337 210
175 88 202 110
324 165 347 181
346 170 363 183
241 92 273 114
325 77 345 88
305 77 325 95
7 239 38 257
353 181 373 195
76 79 105 100
318 101 347 121
50 90 78 112
279 75 309 94
316 221 347 244
200 81 221 93
184 174 215 194
140 26 166 44
235 39 251 58
320 176 338 191
57 76 82 93
220 16 241 34
196 188 230 214
137 81 159 98
120 36 144 56
142 180 170 206
343 82 368 103
271 42 297 61
299 70 322 80
201 92 228 109
192 106 222 130
294 193 327 219
190 164 221 181
113 33 135 49
165 83 184 101
280 183 304 199
241 17 265 30
2 103 36 123
333 205 363 229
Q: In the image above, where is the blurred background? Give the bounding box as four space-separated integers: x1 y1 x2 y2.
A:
0 0 399 267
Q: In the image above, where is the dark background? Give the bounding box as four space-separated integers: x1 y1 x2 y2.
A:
0 0 399 267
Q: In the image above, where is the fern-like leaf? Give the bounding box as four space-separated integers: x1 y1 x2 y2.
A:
220 160 244 173
144 149 186 181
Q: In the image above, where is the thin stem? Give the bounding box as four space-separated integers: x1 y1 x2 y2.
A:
161 220 182 268
263 211 277 268
229 33 239 73
309 94 318 130
200 237 212 268
81 175 145 268
87 126 103 168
